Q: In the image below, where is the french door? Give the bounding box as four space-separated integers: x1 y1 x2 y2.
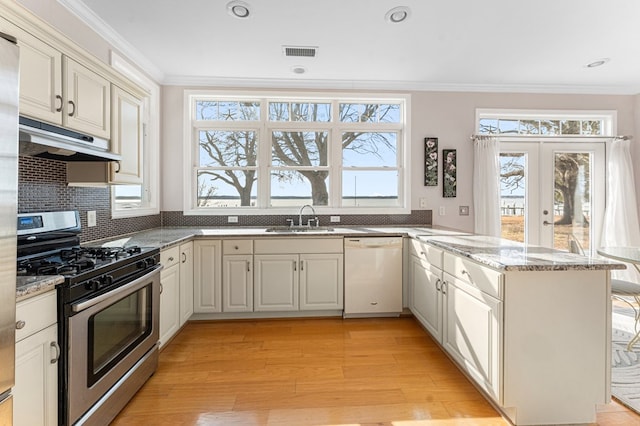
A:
500 141 605 254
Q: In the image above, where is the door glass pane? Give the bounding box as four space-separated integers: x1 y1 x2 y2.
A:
552 152 592 252
500 153 526 242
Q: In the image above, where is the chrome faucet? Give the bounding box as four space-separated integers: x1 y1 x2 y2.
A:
298 204 318 227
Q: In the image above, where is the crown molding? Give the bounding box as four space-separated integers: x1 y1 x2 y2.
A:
163 74 640 95
57 0 165 83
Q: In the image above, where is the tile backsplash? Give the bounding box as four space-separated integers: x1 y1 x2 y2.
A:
18 156 160 242
18 156 432 243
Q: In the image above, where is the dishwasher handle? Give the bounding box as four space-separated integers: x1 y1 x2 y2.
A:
345 237 403 249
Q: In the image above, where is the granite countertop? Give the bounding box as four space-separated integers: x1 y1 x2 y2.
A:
16 275 64 302
420 234 627 272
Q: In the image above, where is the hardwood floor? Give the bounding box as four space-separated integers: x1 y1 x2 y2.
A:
112 317 640 425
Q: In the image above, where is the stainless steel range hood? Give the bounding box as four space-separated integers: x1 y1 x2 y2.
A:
18 116 120 162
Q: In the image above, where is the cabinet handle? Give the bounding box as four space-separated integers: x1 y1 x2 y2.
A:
113 161 121 174
370 302 378 305
247 261 251 272
435 278 441 291
168 256 174 262
301 260 304 271
68 100 76 117
293 261 297 272
441 281 447 295
462 270 472 281
182 253 187 263
15 320 25 330
50 342 60 364
160 283 163 294
55 95 63 112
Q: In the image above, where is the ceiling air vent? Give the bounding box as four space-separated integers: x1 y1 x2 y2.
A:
283 46 318 58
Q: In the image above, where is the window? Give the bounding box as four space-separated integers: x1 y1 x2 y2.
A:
110 53 160 218
185 92 410 214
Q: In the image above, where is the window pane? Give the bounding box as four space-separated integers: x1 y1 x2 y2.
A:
519 120 540 134
479 118 498 134
582 120 602 135
113 185 142 209
269 102 331 122
270 170 329 206
342 170 398 207
497 119 519 134
197 170 257 207
500 153 526 243
195 100 260 121
342 132 397 167
540 120 560 135
560 120 581 135
199 130 257 167
272 131 328 167
339 103 400 123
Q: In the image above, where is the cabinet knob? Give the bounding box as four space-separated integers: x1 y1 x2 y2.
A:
15 320 26 330
234 245 239 250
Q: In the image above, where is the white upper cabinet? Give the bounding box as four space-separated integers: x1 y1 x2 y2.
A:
63 57 110 139
110 85 143 184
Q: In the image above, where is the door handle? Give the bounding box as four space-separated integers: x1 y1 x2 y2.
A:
543 220 552 226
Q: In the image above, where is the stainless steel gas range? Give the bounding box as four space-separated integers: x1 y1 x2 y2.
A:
17 211 161 425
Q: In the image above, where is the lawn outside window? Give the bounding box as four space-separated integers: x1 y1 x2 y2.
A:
183 91 411 215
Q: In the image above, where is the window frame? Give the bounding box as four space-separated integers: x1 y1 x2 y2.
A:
183 91 411 215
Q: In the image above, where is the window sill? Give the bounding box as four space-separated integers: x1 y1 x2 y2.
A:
111 207 160 219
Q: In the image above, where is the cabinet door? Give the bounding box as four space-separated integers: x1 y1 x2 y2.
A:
410 256 442 340
254 254 298 311
442 274 502 401
179 242 194 325
223 255 253 312
159 264 180 348
194 240 222 313
299 253 343 310
12 24 62 124
14 324 58 426
63 57 110 138
110 86 143 184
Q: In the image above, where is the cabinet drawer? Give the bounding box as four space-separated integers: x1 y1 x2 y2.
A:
161 245 180 268
410 239 443 268
223 239 253 255
15 291 57 342
254 238 343 254
443 253 503 300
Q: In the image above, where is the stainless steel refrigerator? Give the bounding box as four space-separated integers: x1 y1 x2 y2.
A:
0 31 19 425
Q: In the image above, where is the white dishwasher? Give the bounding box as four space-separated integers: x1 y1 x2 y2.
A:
344 237 403 317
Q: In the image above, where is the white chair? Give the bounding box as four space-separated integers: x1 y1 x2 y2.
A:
568 234 640 351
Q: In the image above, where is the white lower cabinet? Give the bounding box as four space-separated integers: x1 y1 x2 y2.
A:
194 240 222 313
254 254 299 311
14 291 58 426
159 261 180 348
299 253 343 310
410 255 443 340
223 255 254 312
179 242 194 325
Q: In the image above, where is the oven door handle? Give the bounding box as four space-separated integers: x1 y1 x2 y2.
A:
71 265 163 313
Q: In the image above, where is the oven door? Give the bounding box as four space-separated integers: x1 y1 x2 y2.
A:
67 266 160 424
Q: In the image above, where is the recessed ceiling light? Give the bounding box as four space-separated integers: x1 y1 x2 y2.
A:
385 6 411 23
585 58 610 68
227 1 251 19
291 66 306 75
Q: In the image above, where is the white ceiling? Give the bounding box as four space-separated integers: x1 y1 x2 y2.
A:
63 0 640 94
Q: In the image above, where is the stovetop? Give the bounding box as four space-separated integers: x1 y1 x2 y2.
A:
17 245 153 278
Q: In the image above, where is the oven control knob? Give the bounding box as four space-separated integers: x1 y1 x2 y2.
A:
136 260 146 269
101 275 113 288
85 279 100 291
145 257 156 268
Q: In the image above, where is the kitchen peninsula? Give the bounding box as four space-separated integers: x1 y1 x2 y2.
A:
16 226 624 425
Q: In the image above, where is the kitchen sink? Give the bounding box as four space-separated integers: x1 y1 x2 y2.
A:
265 226 335 233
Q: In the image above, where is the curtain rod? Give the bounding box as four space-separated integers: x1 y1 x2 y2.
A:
470 134 633 141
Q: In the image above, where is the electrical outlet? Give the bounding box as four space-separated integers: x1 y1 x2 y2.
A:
419 197 428 208
87 211 97 227
459 205 469 216
227 216 238 223
330 216 341 223
439 206 445 216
